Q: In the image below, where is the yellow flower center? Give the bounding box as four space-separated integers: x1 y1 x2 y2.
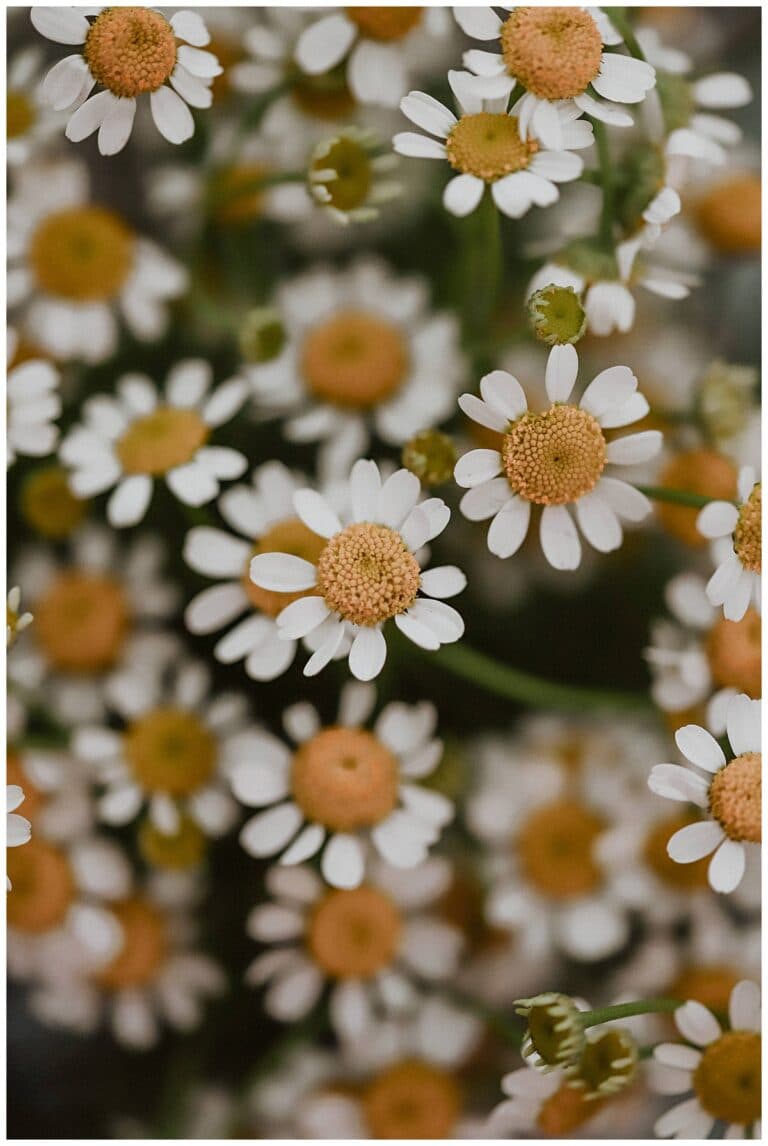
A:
84 7 177 98
316 522 421 626
211 162 270 225
21 465 88 539
537 1084 604 1135
572 1029 637 1098
302 311 409 408
734 484 761 573
657 449 737 548
502 406 606 507
310 135 373 213
693 1030 761 1126
709 752 761 843
517 799 605 899
500 6 603 100
643 811 710 890
362 1060 462 1139
138 813 207 870
7 89 35 138
696 175 762 255
6 839 75 934
29 206 135 302
35 571 130 673
291 727 399 831
245 517 327 618
706 610 761 698
307 886 402 978
95 898 169 989
346 7 423 41
116 407 209 475
668 965 741 1017
123 707 217 796
446 112 538 182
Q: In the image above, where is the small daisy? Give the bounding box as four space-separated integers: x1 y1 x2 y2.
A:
455 344 661 570
7 785 32 889
698 466 761 622
7 341 61 466
245 258 466 479
31 6 222 155
651 980 760 1139
60 360 248 527
455 6 655 145
7 46 61 166
233 681 453 889
6 586 33 648
395 69 590 219
648 693 761 894
249 459 466 679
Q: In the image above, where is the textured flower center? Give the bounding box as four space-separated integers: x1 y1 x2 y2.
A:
310 136 372 212
522 994 585 1067
316 522 420 625
643 811 710 890
244 518 327 617
502 406 606 506
117 407 209 475
573 1029 637 1098
446 113 538 182
709 752 761 843
291 727 399 831
669 965 741 1016
500 7 603 100
362 1061 461 1139
84 7 177 98
706 610 761 697
6 839 75 933
517 799 604 899
307 886 402 978
7 90 35 138
693 1031 761 1125
734 485 761 573
96 899 169 989
658 449 737 548
211 162 270 225
537 1084 603 1135
302 311 409 408
139 813 207 870
21 466 87 539
123 707 217 795
29 207 135 302
346 7 423 41
35 571 130 672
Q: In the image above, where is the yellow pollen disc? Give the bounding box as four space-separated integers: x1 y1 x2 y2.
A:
706 610 761 698
316 522 420 626
123 707 217 796
116 407 209 475
21 465 88 539
657 449 737 547
517 799 605 899
244 518 326 618
346 7 423 41
669 965 742 1017
709 753 761 843
643 811 710 890
6 839 75 933
502 405 606 506
446 113 538 182
537 1084 604 1135
291 726 399 831
362 1060 462 1139
211 162 270 225
734 485 761 573
30 207 135 302
84 7 177 98
35 571 130 673
501 7 603 100
302 311 409 408
693 1031 761 1126
7 749 44 823
138 813 207 870
7 90 36 138
695 175 762 255
95 898 169 989
307 886 402 978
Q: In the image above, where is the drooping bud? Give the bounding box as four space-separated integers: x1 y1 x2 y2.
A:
528 284 587 345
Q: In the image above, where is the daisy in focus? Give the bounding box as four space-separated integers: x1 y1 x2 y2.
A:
232 681 453 889
698 466 761 622
455 345 661 570
249 459 466 680
31 6 222 154
60 360 248 527
648 693 761 894
7 338 61 467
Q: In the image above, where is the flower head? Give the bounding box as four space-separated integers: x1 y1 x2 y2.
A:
698 466 761 621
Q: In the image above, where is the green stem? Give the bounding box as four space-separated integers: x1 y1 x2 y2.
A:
593 119 614 246
580 998 681 1029
465 188 502 345
638 485 728 510
602 8 648 61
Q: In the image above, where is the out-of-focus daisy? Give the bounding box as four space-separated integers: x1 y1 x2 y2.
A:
7 46 60 166
246 259 465 478
233 682 452 889
8 159 187 362
7 347 61 466
60 360 248 527
455 6 655 144
455 345 660 570
31 6 221 155
648 693 761 894
7 743 95 848
6 586 33 648
651 980 760 1139
308 127 401 224
395 69 590 219
698 466 761 622
7 785 32 889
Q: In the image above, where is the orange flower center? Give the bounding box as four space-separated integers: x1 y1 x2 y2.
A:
657 449 737 547
21 465 88 539
447 113 538 181
346 7 423 41
706 610 761 697
35 571 130 673
84 7 177 98
307 886 402 978
362 1060 462 1139
95 898 169 989
502 406 606 506
302 310 409 408
316 522 420 626
517 799 605 899
291 727 399 831
7 839 75 933
29 206 135 302
138 813 207 869
693 1031 761 1126
123 707 217 795
501 6 603 100
537 1084 604 1135
734 485 761 573
709 752 761 843
117 407 209 475
643 811 711 890
244 517 326 618
668 965 742 1017
695 175 762 255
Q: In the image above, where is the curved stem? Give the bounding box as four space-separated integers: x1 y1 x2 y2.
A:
638 485 728 510
580 998 681 1029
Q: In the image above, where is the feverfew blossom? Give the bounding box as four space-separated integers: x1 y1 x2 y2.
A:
698 466 761 622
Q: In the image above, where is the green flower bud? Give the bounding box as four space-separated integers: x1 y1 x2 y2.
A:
528 285 587 345
239 308 286 364
402 430 457 487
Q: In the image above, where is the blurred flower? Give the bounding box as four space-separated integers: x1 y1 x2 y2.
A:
6 785 32 889
7 46 60 166
308 128 401 223
698 466 761 621
6 585 33 648
7 342 60 466
7 743 95 847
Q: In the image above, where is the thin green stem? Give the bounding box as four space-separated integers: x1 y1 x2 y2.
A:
464 188 502 348
593 119 615 246
580 998 681 1029
638 485 730 510
602 8 648 61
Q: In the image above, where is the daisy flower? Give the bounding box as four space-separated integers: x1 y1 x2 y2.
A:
60 360 248 527
232 681 453 889
8 742 96 851
249 459 466 679
651 980 760 1139
7 345 61 467
648 693 761 894
7 785 32 889
395 69 590 219
6 585 33 648
245 259 466 479
455 344 661 571
698 466 761 622
31 6 222 155
454 6 655 146
7 46 61 166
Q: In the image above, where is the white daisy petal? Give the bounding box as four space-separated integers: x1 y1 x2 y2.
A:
443 173 485 217
729 980 761 1032
648 763 709 806
454 448 503 489
393 132 447 159
239 802 302 858
419 566 466 599
675 724 726 772
708 838 746 893
150 86 194 145
726 694 761 756
667 820 724 863
293 490 342 539
98 96 136 156
400 91 456 137
31 7 89 45
321 833 365 889
540 505 581 570
487 497 531 559
350 459 382 522
575 491 622 553
544 344 578 403
479 370 527 421
675 1001 723 1047
295 13 356 75
276 597 330 640
349 627 387 682
580 365 637 418
605 431 662 465
107 475 153 528
697 501 739 540
250 553 317 592
42 53 92 110
458 393 508 433
170 10 211 47
460 478 512 522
